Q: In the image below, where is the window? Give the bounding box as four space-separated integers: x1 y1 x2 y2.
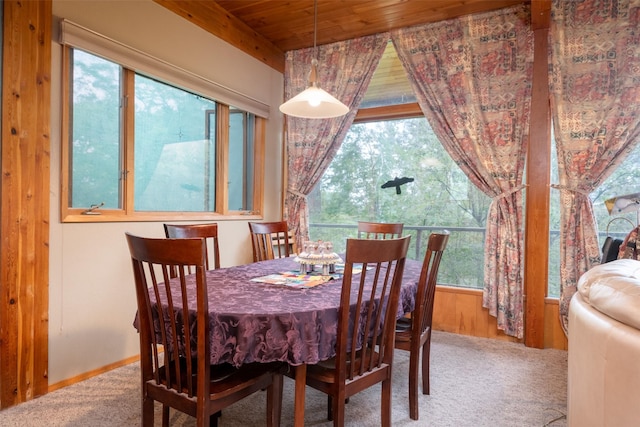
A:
68 50 122 210
133 74 217 212
307 41 490 289
547 136 640 297
61 48 264 221
308 117 490 289
359 40 416 109
228 109 255 211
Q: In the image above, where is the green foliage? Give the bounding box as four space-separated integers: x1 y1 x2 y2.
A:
70 49 225 212
310 117 640 293
133 74 217 211
309 118 490 288
314 119 490 227
547 137 640 297
71 50 121 208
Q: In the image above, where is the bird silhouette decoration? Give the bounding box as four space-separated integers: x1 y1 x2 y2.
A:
381 176 414 195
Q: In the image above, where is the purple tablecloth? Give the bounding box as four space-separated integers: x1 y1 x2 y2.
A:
135 256 421 367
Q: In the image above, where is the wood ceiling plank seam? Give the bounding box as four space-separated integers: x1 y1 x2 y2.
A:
212 0 530 52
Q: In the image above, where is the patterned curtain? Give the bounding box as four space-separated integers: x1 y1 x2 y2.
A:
391 5 533 338
284 34 389 245
550 0 640 333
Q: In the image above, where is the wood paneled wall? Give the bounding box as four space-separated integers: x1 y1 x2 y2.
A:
433 286 568 350
0 0 52 407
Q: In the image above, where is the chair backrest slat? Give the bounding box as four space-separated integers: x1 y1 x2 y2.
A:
357 221 404 239
337 236 410 382
164 223 221 271
248 221 292 262
415 231 450 335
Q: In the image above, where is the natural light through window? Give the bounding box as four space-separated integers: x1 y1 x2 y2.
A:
308 118 490 289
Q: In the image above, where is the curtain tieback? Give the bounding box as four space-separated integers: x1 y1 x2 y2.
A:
550 184 591 196
493 184 527 200
287 189 307 199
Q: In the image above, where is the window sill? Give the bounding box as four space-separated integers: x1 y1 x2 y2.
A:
60 211 263 223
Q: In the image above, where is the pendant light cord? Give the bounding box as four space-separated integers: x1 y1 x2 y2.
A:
279 0 350 117
313 0 318 52
310 0 319 86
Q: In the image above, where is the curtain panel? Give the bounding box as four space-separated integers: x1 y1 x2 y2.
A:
391 5 533 338
283 34 389 246
550 0 640 333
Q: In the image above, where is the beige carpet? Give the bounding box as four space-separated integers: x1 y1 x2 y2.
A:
0 331 567 426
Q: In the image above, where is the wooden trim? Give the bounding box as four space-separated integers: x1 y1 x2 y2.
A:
543 297 567 350
217 104 230 214
123 69 135 214
531 0 551 30
253 117 266 216
354 103 423 123
152 0 285 73
48 355 140 393
281 118 288 221
433 286 567 350
60 47 71 220
524 26 552 349
61 211 264 223
1 0 52 407
433 286 520 343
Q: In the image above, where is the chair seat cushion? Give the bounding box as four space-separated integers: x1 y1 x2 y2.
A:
394 317 412 343
395 317 412 332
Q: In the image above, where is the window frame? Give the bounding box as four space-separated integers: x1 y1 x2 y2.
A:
60 47 265 223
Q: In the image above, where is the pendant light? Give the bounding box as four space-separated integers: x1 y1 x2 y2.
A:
279 0 349 119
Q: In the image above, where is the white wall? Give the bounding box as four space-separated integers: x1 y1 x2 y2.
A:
49 0 284 384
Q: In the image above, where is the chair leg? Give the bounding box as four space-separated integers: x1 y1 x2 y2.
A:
142 395 155 427
422 339 432 395
327 395 349 421
162 404 170 427
408 348 419 420
332 392 346 427
381 378 392 427
209 411 221 427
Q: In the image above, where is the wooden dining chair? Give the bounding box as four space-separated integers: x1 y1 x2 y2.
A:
304 236 411 427
248 221 292 262
394 230 449 420
357 221 404 239
126 233 284 427
163 223 221 270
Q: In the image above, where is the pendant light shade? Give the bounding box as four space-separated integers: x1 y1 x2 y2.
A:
280 59 349 118
279 85 349 118
279 1 349 119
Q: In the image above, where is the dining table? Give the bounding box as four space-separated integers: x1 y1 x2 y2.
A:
135 254 422 427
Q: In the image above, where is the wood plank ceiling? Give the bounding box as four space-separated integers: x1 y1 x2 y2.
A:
154 0 539 108
213 0 528 52
155 0 529 72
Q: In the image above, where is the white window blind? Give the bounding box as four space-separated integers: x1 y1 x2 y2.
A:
59 19 270 118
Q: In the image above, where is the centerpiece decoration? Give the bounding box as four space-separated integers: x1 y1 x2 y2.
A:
295 240 342 275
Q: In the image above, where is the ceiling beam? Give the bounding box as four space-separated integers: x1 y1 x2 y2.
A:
153 0 285 73
530 0 551 29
